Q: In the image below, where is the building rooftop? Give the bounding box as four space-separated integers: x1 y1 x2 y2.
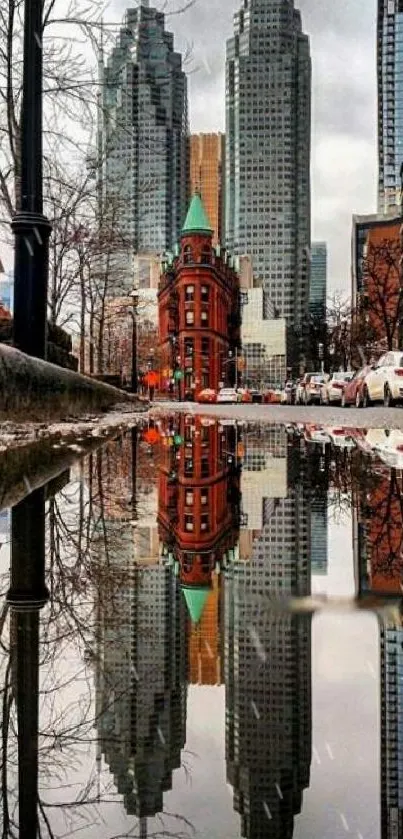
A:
182 194 213 237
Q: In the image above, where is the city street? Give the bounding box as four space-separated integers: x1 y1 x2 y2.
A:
152 400 403 429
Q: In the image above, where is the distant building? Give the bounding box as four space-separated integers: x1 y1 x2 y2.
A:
101 4 188 260
225 0 311 367
158 194 240 399
190 134 225 246
310 498 328 575
377 0 403 214
351 213 400 353
310 242 327 319
241 287 286 388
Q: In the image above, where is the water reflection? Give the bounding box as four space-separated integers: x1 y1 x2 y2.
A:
2 419 403 836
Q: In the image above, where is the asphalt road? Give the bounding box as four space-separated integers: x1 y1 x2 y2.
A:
150 400 403 429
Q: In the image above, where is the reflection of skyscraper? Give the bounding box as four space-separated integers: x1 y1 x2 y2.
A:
225 428 312 838
158 415 240 685
379 610 403 838
94 434 187 828
310 497 328 575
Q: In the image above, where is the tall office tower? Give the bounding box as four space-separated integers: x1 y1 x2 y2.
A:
190 134 225 245
377 0 403 214
379 613 403 838
102 4 188 261
310 498 328 575
225 0 311 364
224 428 312 838
309 242 327 319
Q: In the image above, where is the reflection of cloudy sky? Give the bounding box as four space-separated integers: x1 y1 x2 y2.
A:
110 0 377 295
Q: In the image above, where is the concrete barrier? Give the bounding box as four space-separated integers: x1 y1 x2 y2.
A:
0 344 147 421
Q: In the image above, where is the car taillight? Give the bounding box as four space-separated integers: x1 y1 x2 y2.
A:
394 369 403 377
396 445 403 452
333 382 343 389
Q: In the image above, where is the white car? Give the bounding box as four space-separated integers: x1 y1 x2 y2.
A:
217 387 238 404
368 429 403 468
362 351 403 407
320 372 354 405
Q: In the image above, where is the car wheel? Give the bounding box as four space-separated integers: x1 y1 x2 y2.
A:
384 385 395 408
362 386 371 408
355 390 362 409
341 392 348 408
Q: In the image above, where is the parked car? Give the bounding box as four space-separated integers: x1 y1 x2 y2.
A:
217 387 238 403
237 388 252 403
249 389 263 403
362 351 403 406
281 380 296 404
197 388 217 404
320 372 354 405
263 389 281 404
296 373 328 405
341 365 374 408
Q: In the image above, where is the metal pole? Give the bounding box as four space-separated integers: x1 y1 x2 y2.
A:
7 488 49 838
12 0 52 359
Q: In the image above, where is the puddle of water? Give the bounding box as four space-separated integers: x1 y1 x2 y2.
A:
0 417 402 837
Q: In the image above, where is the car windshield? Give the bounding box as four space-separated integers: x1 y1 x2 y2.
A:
311 376 325 383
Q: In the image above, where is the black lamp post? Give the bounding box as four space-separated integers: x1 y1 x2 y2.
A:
12 0 52 359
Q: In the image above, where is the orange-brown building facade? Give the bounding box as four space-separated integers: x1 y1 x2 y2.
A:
190 133 224 247
158 194 241 400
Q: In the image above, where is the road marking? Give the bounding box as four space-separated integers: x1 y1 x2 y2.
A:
275 783 283 800
325 742 334 760
366 660 376 678
251 700 260 720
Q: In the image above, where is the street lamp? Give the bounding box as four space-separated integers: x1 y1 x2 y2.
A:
130 289 139 393
12 0 52 359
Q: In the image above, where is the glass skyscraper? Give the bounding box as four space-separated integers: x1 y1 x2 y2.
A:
101 4 188 256
378 0 403 214
309 242 327 319
225 0 311 364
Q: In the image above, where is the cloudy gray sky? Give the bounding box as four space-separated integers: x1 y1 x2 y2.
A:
111 0 378 296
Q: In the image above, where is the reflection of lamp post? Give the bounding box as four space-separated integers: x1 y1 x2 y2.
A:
131 290 139 393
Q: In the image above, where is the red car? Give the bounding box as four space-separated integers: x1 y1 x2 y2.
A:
341 365 373 408
197 388 217 404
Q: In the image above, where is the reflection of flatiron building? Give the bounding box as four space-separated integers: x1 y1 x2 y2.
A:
225 428 312 838
158 416 240 685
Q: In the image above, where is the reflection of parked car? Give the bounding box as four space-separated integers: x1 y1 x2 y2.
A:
341 366 373 408
328 428 356 449
197 388 217 404
303 424 331 445
297 373 328 405
362 351 403 406
320 372 354 405
217 387 238 403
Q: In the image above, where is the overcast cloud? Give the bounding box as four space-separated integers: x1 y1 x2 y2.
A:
110 0 378 296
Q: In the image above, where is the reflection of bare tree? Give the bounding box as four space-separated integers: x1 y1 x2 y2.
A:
0 431 191 838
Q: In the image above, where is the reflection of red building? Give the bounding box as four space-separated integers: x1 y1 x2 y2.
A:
157 415 240 682
158 194 240 400
356 469 403 594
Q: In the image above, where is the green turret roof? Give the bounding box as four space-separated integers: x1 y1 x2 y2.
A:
182 587 210 624
181 194 213 236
